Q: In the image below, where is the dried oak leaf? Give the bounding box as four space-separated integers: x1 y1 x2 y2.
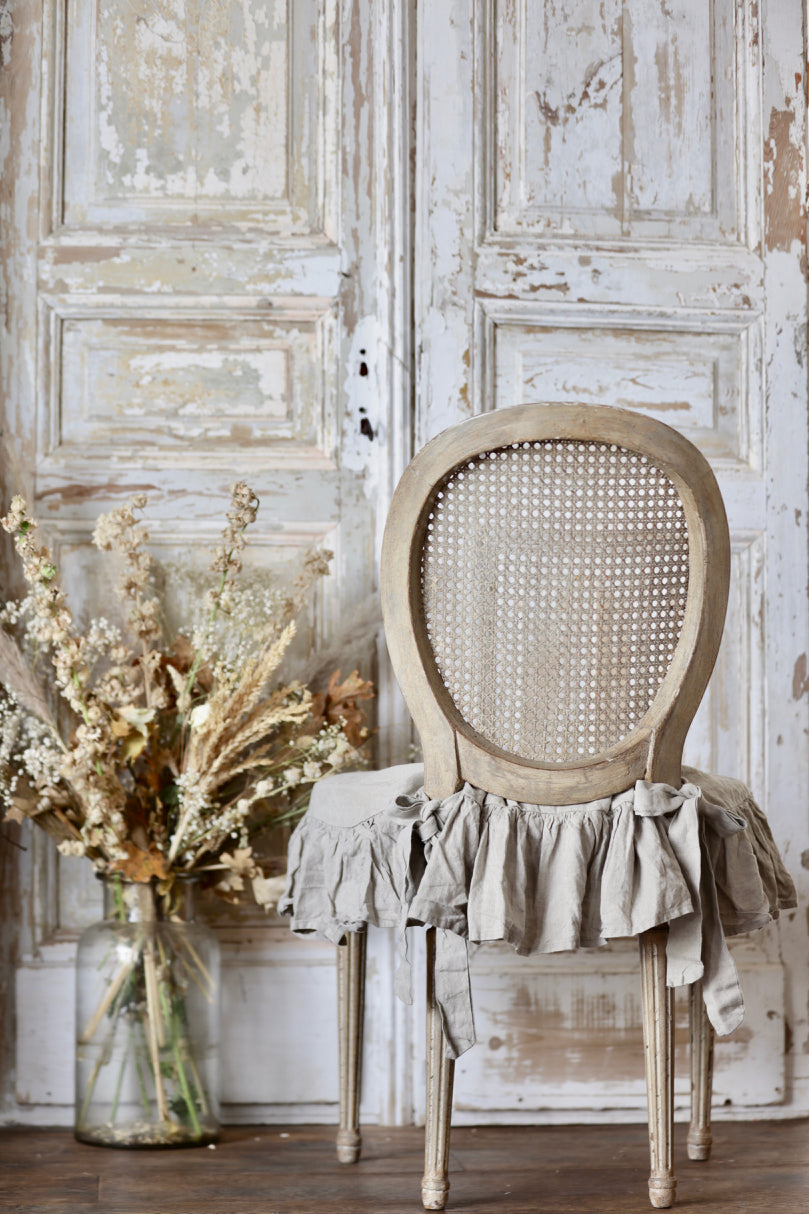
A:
321 669 375 748
111 841 169 883
220 846 259 878
169 634 195 672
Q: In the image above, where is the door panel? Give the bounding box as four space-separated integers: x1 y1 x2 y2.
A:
2 0 807 1127
493 0 741 241
415 0 808 1118
3 0 410 1125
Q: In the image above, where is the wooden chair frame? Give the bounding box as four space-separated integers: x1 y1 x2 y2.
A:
341 403 731 1210
382 403 730 804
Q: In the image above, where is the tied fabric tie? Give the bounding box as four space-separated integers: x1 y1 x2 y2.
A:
384 780 749 1058
386 788 476 1059
632 781 747 1035
283 762 792 1061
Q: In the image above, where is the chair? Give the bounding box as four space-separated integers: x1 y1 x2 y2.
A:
282 402 796 1210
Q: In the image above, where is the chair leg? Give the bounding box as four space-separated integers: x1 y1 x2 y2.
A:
336 928 366 1164
639 927 676 1209
422 927 455 1211
687 980 714 1161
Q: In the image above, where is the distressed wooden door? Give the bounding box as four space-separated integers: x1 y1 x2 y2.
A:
3 0 808 1131
414 0 809 1120
1 0 412 1125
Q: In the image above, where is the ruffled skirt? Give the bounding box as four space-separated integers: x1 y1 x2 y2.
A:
279 763 796 1058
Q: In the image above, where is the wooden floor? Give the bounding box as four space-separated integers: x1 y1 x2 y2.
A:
0 1121 807 1213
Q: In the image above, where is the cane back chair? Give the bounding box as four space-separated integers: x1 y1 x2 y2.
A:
340 402 731 1209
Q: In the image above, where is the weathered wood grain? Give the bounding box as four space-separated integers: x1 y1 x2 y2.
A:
3 0 410 1131
2 0 807 1136
0 1121 807 1213
415 0 808 1126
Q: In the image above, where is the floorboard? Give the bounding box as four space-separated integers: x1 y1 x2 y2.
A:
0 1121 806 1213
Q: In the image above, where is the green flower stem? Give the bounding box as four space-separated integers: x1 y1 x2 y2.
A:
80 952 136 1044
112 874 126 922
175 942 213 1003
157 979 201 1136
109 1038 129 1124
172 1032 202 1137
77 996 125 1129
184 1039 211 1118
71 671 91 726
77 948 138 1129
140 640 153 710
142 941 169 1120
77 1052 105 1130
268 803 310 826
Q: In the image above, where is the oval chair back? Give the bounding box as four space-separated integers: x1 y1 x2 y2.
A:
382 403 730 804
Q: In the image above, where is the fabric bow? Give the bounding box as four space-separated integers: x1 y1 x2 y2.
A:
386 787 477 1058
387 779 749 1059
633 780 748 1035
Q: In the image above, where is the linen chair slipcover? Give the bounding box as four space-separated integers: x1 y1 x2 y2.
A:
281 403 796 1211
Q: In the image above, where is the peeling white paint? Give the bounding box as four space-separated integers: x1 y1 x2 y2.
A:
416 0 809 1119
5 0 809 1130
4 0 398 1127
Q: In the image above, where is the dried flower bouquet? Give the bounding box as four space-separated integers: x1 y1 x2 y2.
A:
0 483 373 1144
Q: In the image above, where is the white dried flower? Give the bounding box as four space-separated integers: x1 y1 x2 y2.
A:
57 839 87 857
188 703 212 731
326 735 354 768
251 873 287 911
0 488 372 914
93 496 161 649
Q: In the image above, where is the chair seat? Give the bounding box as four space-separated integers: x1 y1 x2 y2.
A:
279 762 426 942
280 765 796 1057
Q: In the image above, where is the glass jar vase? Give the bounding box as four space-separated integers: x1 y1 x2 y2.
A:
74 876 220 1147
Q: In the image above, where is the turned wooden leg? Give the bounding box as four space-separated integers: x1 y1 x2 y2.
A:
422 927 455 1211
639 927 676 1209
687 980 714 1161
336 928 366 1164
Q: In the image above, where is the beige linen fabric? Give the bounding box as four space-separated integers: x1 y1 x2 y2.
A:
279 764 796 1059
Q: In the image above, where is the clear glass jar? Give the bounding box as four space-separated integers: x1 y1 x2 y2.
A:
74 876 220 1147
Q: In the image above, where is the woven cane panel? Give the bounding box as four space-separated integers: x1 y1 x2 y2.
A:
420 440 689 763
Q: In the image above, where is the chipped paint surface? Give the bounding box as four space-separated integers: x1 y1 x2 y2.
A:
4 0 809 1127
93 2 288 199
417 0 809 1120
2 0 407 1128
0 0 44 1118
764 104 806 253
56 0 337 234
47 306 337 466
495 0 739 243
793 654 809 701
452 946 787 1115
